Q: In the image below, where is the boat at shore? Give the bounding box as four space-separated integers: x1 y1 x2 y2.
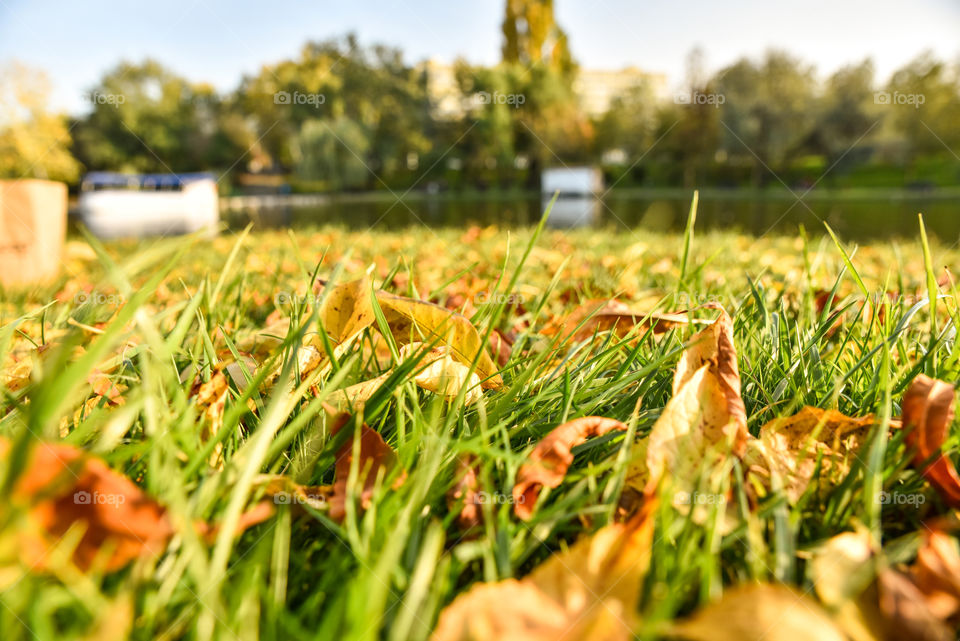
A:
78 172 219 238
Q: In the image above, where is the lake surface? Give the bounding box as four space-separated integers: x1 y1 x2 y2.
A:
223 191 960 242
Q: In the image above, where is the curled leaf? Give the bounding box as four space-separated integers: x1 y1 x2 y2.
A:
628 311 747 495
901 375 960 507
542 298 703 344
318 276 376 346
513 416 627 520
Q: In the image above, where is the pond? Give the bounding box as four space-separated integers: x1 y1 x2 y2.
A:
223 190 960 242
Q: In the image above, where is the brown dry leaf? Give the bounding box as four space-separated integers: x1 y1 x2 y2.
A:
488 329 514 367
911 531 960 620
626 311 747 494
512 417 628 520
2 438 273 572
670 583 847 641
432 501 656 641
878 568 954 641
900 375 960 507
745 407 876 502
542 298 705 344
326 411 406 521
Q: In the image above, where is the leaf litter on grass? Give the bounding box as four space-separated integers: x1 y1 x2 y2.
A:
2 203 960 640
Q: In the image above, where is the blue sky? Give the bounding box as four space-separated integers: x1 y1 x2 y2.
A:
1 0 958 114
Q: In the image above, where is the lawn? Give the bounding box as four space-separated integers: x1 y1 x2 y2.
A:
2 206 960 641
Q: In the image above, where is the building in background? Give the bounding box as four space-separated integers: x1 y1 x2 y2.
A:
574 67 668 116
421 59 668 119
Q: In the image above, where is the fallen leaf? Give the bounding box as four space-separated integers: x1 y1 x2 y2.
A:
900 375 960 507
670 583 847 641
432 501 656 641
3 438 272 572
745 407 876 502
378 292 503 389
627 311 747 495
326 344 482 410
878 568 954 641
312 279 503 389
318 276 376 346
542 298 703 344
513 416 628 520
447 455 482 530
327 412 406 521
910 531 960 622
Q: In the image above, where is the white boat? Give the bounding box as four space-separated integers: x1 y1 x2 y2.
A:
541 167 603 196
78 172 219 239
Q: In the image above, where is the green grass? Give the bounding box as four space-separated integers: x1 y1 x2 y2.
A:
0 210 958 640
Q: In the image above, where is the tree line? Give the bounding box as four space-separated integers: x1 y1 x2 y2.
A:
1 34 957 192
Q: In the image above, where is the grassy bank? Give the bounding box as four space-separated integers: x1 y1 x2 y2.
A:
2 212 960 640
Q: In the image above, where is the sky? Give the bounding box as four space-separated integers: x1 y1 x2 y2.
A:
1 0 958 114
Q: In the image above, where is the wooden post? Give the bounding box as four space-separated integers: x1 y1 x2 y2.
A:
0 179 67 286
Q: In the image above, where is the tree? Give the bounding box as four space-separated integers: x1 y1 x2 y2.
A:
72 60 241 173
809 60 879 183
715 51 817 186
0 61 80 183
237 34 431 186
291 118 370 190
501 0 574 76
882 52 960 166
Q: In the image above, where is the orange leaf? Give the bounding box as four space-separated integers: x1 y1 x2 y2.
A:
513 416 627 520
447 455 482 530
901 375 960 507
328 412 406 521
3 438 272 572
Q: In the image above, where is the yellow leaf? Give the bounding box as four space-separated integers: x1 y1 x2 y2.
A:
319 276 376 346
670 583 847 641
745 407 875 502
432 502 656 641
377 292 503 389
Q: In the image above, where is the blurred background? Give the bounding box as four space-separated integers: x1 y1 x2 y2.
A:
0 0 958 238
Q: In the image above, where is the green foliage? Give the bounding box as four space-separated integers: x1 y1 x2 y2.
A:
0 62 80 182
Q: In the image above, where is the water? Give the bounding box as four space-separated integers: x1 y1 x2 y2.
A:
223 191 960 241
